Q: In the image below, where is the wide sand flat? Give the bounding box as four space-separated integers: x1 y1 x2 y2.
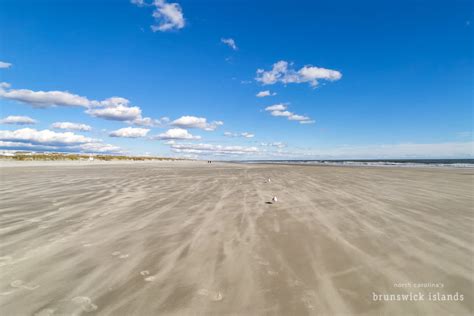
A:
0 162 473 315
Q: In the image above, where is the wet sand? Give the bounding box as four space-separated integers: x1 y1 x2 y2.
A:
0 161 473 315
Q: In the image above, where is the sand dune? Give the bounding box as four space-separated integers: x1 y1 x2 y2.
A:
0 161 472 315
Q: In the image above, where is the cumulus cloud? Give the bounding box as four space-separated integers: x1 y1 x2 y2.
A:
0 83 141 120
0 83 159 125
87 97 159 124
260 142 286 148
264 103 314 124
132 116 169 127
288 114 312 121
221 38 238 50
224 131 254 138
0 82 92 108
51 122 92 131
0 139 121 154
0 61 12 69
93 97 130 108
109 127 150 138
266 142 474 159
153 128 200 140
0 128 96 146
256 90 276 98
264 103 287 111
85 96 146 122
171 116 223 131
0 115 36 125
256 60 342 87
133 0 185 32
169 142 259 155
75 142 121 153
87 104 142 121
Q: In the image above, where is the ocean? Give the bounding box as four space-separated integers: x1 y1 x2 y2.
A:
237 159 474 168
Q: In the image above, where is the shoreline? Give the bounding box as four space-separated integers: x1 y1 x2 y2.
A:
1 159 473 170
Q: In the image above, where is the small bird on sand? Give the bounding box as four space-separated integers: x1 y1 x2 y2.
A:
272 196 278 203
267 178 271 183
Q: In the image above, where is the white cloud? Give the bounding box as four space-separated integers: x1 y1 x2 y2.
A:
153 128 201 140
288 114 311 121
267 142 474 159
256 60 342 87
221 38 238 50
0 128 120 154
171 116 223 131
0 82 92 108
224 131 254 138
0 128 96 146
51 122 92 131
241 132 254 138
298 65 342 85
0 139 121 154
260 142 286 148
87 104 142 121
264 103 287 111
144 0 185 32
169 142 259 155
256 90 276 98
0 83 159 125
132 116 169 127
75 142 121 153
93 97 130 108
265 103 314 124
109 127 150 138
0 61 12 69
0 140 55 151
270 110 293 117
162 137 473 160
88 97 151 123
0 115 36 125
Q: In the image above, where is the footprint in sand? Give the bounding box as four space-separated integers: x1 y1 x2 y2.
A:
144 276 156 282
111 251 129 259
10 280 40 291
22 283 40 290
140 270 156 281
197 289 223 301
72 296 98 312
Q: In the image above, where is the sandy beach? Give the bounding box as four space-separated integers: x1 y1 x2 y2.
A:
0 161 472 315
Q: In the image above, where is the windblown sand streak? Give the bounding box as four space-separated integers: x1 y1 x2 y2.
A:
0 161 472 315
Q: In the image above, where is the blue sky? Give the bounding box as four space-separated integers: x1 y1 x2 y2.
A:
0 0 472 159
